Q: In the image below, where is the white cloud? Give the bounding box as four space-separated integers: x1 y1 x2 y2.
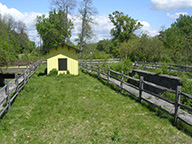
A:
137 21 160 37
167 12 188 19
151 0 192 11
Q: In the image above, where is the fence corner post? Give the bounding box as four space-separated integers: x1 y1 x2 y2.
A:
107 67 110 84
120 71 124 93
4 79 11 111
174 85 181 124
139 76 144 103
15 74 19 96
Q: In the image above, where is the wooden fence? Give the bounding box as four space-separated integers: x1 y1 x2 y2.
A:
0 60 42 118
133 61 192 73
80 63 192 126
79 58 122 64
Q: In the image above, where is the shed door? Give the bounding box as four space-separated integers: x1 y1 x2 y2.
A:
58 58 67 71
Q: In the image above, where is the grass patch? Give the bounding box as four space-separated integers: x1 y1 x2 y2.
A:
0 64 191 143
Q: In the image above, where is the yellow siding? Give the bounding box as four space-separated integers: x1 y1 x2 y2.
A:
47 45 79 75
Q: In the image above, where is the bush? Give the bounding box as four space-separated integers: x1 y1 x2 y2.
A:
48 69 58 76
67 70 70 74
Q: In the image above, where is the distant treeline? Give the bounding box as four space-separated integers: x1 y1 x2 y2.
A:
0 13 36 66
82 14 192 65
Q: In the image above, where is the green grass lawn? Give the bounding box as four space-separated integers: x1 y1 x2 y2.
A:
0 64 191 143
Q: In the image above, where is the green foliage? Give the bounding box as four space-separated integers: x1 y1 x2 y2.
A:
36 9 74 51
96 39 111 54
109 11 142 57
0 15 36 66
48 68 58 76
67 70 70 74
109 11 142 43
180 75 192 108
133 73 139 79
109 58 132 76
159 15 192 64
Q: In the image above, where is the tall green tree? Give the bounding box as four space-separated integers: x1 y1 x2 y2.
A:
109 11 142 43
36 9 74 51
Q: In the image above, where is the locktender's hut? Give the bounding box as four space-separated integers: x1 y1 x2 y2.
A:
46 43 81 75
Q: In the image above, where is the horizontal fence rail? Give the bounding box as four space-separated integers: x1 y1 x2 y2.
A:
80 63 192 126
0 60 42 118
79 58 122 64
133 61 192 73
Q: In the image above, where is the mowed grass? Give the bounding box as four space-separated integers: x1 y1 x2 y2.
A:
0 64 191 143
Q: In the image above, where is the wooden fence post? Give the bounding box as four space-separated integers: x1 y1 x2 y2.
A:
185 65 187 72
139 76 144 103
174 86 181 124
23 70 26 86
120 71 124 93
98 65 100 78
86 63 88 72
26 66 29 82
135 61 137 68
155 62 157 69
107 67 110 84
4 80 11 111
91 65 93 75
15 74 19 96
169 64 171 71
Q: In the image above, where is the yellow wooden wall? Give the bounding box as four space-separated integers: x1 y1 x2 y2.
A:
47 45 79 75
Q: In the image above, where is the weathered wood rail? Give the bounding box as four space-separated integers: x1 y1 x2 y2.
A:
133 61 192 73
0 60 42 118
79 58 122 64
80 63 192 126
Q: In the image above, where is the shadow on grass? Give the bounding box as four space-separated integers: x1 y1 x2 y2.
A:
81 69 192 137
38 68 47 77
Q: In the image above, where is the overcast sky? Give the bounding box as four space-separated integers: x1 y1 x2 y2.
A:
0 0 192 45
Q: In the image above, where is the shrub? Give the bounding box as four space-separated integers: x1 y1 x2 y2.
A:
48 69 58 76
67 70 70 74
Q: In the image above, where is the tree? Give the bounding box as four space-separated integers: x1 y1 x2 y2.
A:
51 0 76 43
36 9 74 51
159 15 192 64
96 39 111 54
0 14 35 67
109 11 142 43
76 0 97 52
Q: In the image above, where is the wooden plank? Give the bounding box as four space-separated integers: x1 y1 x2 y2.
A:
180 92 192 99
109 74 121 81
143 89 175 105
124 74 140 82
179 103 192 112
174 86 181 123
109 69 121 75
144 81 176 93
120 71 124 93
122 81 139 90
4 80 11 111
139 76 144 102
142 98 174 116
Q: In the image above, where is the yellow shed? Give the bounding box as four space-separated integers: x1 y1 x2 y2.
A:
46 43 81 75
